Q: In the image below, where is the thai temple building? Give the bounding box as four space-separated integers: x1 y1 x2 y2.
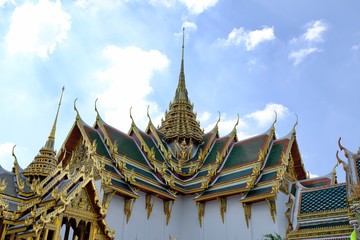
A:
0 33 359 240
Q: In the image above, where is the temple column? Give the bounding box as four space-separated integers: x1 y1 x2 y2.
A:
43 229 49 240
52 216 62 240
88 222 96 240
0 224 7 240
64 222 71 240
78 222 85 240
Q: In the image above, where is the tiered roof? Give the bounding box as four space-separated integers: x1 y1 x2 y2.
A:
159 29 203 143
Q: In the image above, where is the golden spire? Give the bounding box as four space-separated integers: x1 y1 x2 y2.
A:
45 86 64 150
174 27 188 103
23 87 64 179
159 28 203 143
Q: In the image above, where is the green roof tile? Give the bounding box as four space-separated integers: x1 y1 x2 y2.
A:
246 186 272 198
264 142 285 168
84 126 111 158
257 171 277 183
223 136 266 169
298 220 349 230
200 182 247 197
140 131 165 162
356 158 360 179
215 168 253 184
111 178 135 194
203 138 228 165
104 125 148 165
300 185 347 214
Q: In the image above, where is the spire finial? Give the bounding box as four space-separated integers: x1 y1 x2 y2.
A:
173 27 189 103
182 27 185 65
46 86 64 150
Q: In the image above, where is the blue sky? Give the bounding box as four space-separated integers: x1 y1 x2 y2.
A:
0 0 359 182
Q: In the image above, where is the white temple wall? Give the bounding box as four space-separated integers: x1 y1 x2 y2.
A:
106 190 290 239
275 191 290 237
105 193 126 240
106 191 184 240
250 201 273 239
202 199 226 240
225 195 251 240
181 195 202 240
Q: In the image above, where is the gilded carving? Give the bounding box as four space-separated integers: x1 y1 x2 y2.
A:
124 198 136 223
163 174 175 187
271 180 281 194
174 138 193 162
207 163 218 177
0 179 7 193
246 177 256 189
217 197 227 223
0 196 9 210
70 189 94 213
196 202 205 227
163 200 174 225
266 197 277 223
201 177 211 189
123 168 136 183
251 163 261 176
258 148 266 163
242 203 251 228
145 194 157 219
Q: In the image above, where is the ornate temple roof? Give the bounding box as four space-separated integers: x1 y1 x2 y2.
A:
159 29 203 143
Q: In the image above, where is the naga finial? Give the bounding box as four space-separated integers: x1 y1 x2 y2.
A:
95 98 99 114
147 105 152 122
338 137 345 151
293 113 298 128
216 111 221 125
74 98 80 120
130 106 134 124
235 113 240 128
12 145 17 162
273 111 278 125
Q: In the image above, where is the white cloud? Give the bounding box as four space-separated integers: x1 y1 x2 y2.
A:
217 26 275 51
175 21 198 39
182 21 198 31
303 20 327 43
179 0 218 14
198 111 211 123
351 44 360 51
0 143 15 170
289 47 318 65
288 20 327 65
204 114 247 136
5 0 71 59
76 0 216 14
75 0 129 10
149 0 176 8
0 0 15 7
203 103 289 138
97 46 169 132
245 103 289 127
